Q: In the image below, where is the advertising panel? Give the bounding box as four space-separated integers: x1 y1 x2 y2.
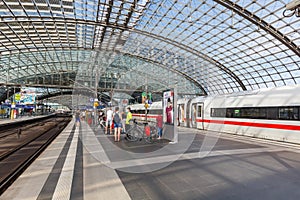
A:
163 90 174 125
20 87 36 104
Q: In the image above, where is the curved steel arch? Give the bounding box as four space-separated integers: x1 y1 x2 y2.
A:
36 90 111 103
36 90 73 100
0 16 246 91
1 47 207 95
123 54 207 95
215 0 300 57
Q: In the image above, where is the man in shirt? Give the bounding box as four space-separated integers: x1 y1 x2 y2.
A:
125 107 132 139
105 107 113 134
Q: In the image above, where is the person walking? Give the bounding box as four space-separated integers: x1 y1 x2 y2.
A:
75 110 80 127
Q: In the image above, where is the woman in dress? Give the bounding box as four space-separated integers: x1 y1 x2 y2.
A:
166 98 173 124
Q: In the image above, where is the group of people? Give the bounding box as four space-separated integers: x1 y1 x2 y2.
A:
104 107 132 142
75 109 99 126
104 106 163 141
76 106 163 142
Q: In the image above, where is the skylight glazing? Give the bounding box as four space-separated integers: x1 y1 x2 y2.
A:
0 0 299 102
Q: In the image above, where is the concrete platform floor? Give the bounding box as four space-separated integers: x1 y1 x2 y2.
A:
2 121 300 200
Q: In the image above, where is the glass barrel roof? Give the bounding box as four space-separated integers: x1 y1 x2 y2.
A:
0 0 299 102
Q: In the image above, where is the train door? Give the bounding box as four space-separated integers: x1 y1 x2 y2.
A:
177 104 181 126
178 104 184 126
196 102 204 130
186 99 192 127
191 103 197 128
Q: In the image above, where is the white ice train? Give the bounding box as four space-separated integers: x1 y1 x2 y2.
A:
130 85 300 144
130 101 163 123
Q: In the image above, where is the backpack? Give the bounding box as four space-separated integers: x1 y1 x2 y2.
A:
113 113 121 124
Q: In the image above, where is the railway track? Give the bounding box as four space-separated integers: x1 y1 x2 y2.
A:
0 118 54 140
0 115 72 195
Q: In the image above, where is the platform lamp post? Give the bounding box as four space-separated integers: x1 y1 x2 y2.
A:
10 86 16 119
6 87 8 100
94 70 98 125
6 86 10 119
116 72 121 109
109 73 114 106
110 73 113 105
145 78 148 123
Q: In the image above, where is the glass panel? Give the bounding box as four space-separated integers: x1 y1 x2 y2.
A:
0 0 299 98
279 107 299 120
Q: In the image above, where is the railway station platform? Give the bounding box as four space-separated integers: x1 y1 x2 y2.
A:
2 119 300 200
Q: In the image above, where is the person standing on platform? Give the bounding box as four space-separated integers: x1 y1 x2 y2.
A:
105 107 113 134
98 110 105 128
125 107 132 139
121 110 127 134
156 114 163 139
113 107 122 142
81 110 86 121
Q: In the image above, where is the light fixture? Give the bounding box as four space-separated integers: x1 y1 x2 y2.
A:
283 0 300 17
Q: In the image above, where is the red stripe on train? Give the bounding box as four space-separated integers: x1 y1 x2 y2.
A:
132 114 157 119
132 114 300 131
197 119 300 131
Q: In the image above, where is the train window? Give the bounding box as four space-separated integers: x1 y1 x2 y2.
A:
211 108 226 117
257 108 267 119
233 109 240 117
294 107 299 119
197 105 202 117
212 106 300 121
240 108 250 118
226 108 234 118
150 109 163 115
240 108 267 119
278 107 299 120
266 107 278 120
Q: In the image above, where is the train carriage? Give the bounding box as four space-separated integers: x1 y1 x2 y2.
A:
128 85 300 144
192 85 300 143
